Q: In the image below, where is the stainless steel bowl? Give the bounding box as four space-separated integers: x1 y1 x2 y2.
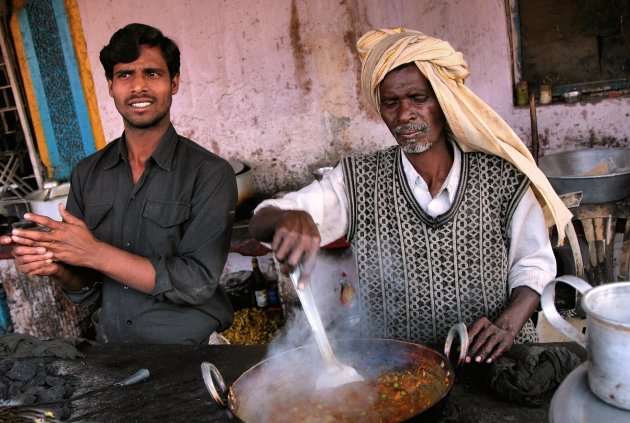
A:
539 148 630 204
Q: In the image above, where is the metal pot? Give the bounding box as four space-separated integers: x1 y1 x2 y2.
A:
541 276 630 410
228 160 254 206
202 324 468 422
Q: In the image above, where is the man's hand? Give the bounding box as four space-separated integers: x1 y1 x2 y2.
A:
271 210 320 276
465 286 541 364
249 207 321 278
4 204 100 270
0 233 59 276
466 317 516 364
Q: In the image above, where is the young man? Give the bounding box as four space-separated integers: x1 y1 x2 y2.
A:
249 28 572 364
1 23 237 344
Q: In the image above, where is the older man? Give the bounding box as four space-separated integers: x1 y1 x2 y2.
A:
250 28 572 363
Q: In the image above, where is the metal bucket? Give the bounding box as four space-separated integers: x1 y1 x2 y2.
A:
541 276 630 410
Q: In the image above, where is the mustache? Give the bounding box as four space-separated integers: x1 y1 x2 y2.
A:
394 123 429 135
126 95 156 102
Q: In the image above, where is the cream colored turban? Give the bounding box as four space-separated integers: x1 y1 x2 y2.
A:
357 28 572 243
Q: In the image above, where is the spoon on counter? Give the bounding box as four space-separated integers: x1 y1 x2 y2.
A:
35 368 150 406
289 265 364 390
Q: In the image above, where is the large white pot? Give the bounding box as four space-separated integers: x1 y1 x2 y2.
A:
229 160 254 206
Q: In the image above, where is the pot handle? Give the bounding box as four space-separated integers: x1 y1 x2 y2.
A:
201 362 229 409
443 322 469 368
540 275 591 348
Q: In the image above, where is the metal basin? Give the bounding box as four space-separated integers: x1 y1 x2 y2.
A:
538 148 630 203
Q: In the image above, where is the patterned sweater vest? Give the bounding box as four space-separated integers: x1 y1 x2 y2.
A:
342 146 537 344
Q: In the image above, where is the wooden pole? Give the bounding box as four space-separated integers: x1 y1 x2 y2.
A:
529 94 539 164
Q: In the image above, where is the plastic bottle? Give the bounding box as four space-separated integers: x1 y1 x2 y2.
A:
251 258 268 308
539 84 552 105
516 81 529 106
339 272 356 309
0 284 13 335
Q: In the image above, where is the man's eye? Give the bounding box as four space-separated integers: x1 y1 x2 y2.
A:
382 101 398 108
412 96 427 103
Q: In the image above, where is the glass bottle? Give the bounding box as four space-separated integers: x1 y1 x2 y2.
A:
251 258 268 308
265 258 281 311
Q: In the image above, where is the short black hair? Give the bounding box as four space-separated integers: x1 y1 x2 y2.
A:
99 23 180 80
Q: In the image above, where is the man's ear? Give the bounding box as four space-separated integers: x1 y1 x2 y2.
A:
171 74 180 95
107 78 114 98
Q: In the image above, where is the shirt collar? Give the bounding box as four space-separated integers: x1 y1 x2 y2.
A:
103 124 178 171
401 135 461 203
150 124 178 171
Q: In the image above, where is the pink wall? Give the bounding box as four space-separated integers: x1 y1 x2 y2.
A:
77 0 630 195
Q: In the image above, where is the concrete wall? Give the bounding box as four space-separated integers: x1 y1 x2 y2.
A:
76 0 630 195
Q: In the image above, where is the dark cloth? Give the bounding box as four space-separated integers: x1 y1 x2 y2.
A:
342 145 533 344
63 125 237 344
0 333 91 359
0 334 83 420
486 344 582 407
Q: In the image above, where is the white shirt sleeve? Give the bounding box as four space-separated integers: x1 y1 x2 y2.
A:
253 160 557 295
253 164 349 246
506 187 557 295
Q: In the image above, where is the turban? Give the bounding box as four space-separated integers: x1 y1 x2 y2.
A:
357 28 572 243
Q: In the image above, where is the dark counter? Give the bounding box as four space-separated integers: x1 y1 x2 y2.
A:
61 343 268 422
34 341 584 422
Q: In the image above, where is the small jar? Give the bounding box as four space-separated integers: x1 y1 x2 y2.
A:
539 84 552 105
516 81 528 106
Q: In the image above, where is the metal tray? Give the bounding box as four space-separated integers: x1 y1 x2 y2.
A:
550 362 630 422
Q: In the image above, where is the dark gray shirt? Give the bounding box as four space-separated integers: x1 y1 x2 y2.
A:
64 125 236 344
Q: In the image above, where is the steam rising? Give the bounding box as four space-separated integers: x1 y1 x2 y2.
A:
231 251 423 422
241 252 376 419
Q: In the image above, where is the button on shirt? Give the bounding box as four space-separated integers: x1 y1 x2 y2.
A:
255 141 556 294
64 125 237 344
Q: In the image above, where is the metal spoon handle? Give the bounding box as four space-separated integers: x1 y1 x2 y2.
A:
289 266 336 363
113 368 150 386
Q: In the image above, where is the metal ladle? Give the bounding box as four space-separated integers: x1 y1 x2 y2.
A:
289 265 364 390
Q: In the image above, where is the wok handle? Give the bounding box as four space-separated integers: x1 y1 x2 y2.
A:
201 362 229 409
443 323 469 368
